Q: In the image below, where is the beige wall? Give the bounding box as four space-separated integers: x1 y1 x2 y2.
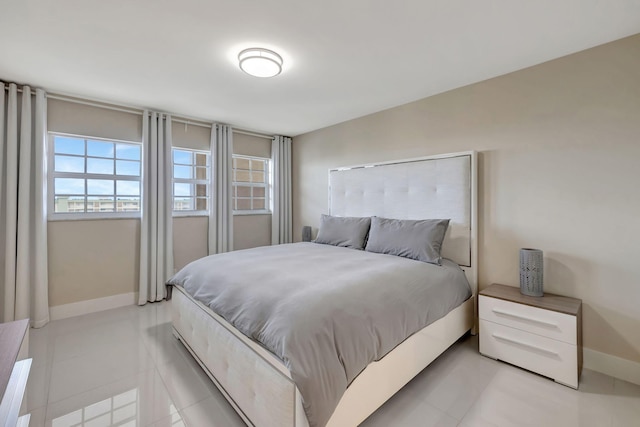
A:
47 100 143 306
171 121 212 270
49 215 212 306
234 214 272 250
292 35 640 363
233 131 273 250
48 219 139 306
173 216 209 271
46 108 214 306
46 113 275 306
169 129 274 256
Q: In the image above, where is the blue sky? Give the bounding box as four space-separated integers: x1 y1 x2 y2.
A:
54 136 141 196
53 137 206 200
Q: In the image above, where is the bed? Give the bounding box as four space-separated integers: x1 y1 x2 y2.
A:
168 151 478 427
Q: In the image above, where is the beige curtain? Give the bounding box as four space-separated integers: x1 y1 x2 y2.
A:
139 111 173 304
271 135 292 244
0 82 49 327
208 124 233 254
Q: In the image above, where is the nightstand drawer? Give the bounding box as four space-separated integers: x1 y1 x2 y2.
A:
479 295 577 345
480 320 578 388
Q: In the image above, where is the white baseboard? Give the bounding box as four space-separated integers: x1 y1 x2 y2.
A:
50 292 138 321
584 348 640 386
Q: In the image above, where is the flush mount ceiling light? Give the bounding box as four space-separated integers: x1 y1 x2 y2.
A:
238 48 283 78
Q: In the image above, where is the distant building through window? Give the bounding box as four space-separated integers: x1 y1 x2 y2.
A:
172 148 210 215
232 155 270 214
50 134 142 218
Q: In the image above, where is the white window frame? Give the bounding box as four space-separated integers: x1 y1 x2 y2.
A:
48 132 142 221
232 154 271 215
172 148 211 217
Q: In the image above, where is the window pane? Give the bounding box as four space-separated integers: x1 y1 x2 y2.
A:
236 198 251 210
251 159 265 171
234 157 250 170
116 197 140 212
174 183 192 197
55 155 84 173
116 144 140 160
51 135 141 217
87 179 114 195
174 197 194 210
173 150 192 165
196 183 207 197
87 196 114 212
235 170 250 182
172 149 210 214
253 186 265 197
174 165 192 179
116 180 140 196
87 140 114 158
195 153 208 167
232 155 271 213
251 171 265 183
196 197 208 211
55 196 84 212
55 178 84 195
116 160 140 176
253 198 265 210
195 166 207 180
236 185 251 197
54 136 84 155
87 158 114 174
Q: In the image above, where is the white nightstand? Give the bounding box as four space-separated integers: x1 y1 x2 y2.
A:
479 284 582 389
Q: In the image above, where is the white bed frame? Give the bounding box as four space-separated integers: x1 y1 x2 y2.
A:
171 151 478 427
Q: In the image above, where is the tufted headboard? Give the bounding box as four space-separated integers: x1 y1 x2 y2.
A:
329 152 477 292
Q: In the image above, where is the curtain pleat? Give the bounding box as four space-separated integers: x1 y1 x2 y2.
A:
209 124 233 254
271 135 292 245
1 82 49 326
139 111 173 305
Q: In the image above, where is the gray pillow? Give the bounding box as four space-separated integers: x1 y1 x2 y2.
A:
365 217 450 265
314 214 371 250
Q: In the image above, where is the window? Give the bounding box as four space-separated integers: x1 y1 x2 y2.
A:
173 148 210 215
233 155 270 214
50 134 141 218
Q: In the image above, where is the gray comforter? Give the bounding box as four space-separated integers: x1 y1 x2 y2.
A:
167 242 471 427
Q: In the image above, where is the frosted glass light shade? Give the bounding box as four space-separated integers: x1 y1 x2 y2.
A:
238 48 283 78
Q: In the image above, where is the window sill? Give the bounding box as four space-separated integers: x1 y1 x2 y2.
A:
233 210 272 216
173 211 209 218
48 213 141 221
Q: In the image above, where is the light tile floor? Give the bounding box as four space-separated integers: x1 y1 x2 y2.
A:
23 302 640 427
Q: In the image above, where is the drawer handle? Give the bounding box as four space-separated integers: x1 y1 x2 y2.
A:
492 333 559 357
492 308 558 328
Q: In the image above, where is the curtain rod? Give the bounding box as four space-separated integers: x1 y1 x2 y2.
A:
233 129 274 140
2 83 37 95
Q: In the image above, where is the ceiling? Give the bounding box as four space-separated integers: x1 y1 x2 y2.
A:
1 1 639 136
